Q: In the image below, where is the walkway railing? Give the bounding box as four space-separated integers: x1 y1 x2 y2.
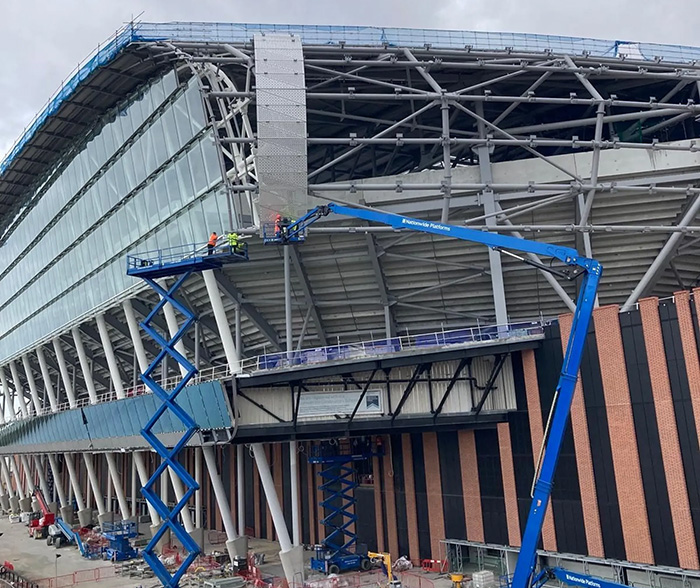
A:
11 320 545 422
240 320 545 373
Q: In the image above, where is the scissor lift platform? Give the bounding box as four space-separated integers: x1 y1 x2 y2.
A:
126 241 248 279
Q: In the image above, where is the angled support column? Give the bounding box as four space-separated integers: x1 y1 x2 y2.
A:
162 298 190 379
36 346 59 413
71 327 98 404
123 299 149 377
34 456 51 505
105 452 130 522
203 446 245 560
290 441 300 546
83 453 109 524
64 453 91 527
202 270 240 372
253 443 303 583
21 355 42 415
195 448 202 529
96 314 126 399
53 338 77 408
20 455 39 512
2 458 19 513
0 367 14 422
8 361 29 418
47 455 68 513
11 456 31 512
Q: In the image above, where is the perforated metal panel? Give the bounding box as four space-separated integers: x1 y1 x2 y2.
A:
253 33 309 223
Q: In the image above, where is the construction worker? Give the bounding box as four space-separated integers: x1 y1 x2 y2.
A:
274 214 282 238
228 231 242 254
207 231 218 255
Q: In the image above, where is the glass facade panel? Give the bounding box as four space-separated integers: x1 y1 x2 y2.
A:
0 74 227 362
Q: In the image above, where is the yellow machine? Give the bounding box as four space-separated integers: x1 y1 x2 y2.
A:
368 552 393 582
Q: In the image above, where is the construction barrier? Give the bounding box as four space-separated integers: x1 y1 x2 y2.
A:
35 566 116 587
399 572 437 588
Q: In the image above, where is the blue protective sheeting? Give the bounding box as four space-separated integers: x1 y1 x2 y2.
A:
0 380 231 451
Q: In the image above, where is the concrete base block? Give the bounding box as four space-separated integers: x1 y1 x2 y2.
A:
150 523 171 554
0 494 10 512
77 508 92 527
225 536 248 561
279 545 305 584
48 502 58 515
31 499 40 513
97 512 114 528
189 527 205 548
18 497 32 512
9 496 20 513
60 505 74 525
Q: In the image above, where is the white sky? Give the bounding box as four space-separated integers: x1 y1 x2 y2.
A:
0 0 699 159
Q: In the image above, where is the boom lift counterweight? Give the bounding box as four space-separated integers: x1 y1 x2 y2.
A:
264 202 602 588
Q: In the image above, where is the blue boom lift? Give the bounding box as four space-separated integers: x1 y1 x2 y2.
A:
263 203 611 588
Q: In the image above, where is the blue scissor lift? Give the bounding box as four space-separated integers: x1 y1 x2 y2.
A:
309 440 382 575
126 239 247 587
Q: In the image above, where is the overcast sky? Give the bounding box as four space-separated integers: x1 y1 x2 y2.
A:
1 0 699 159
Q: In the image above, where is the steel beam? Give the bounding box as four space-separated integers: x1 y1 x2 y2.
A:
288 247 328 346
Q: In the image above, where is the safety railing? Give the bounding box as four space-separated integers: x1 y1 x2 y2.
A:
9 320 545 423
35 566 116 587
126 239 248 272
240 320 545 373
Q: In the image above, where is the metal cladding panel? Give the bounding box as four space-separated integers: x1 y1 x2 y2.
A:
253 33 308 223
0 380 233 454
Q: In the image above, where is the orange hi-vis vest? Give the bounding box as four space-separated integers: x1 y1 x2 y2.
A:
208 233 217 246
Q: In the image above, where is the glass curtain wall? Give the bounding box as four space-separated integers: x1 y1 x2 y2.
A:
0 70 231 362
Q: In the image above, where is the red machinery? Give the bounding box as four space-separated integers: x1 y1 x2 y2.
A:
28 489 54 539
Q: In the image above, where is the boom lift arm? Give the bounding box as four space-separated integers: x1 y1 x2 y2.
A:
269 203 602 588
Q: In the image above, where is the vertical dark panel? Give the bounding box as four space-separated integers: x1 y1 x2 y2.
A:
578 320 626 560
355 487 378 552
411 433 432 560
659 302 700 553
509 351 536 537
534 323 586 554
300 450 310 544
378 454 389 551
621 309 678 567
437 430 467 540
259 464 267 538
244 447 254 535
390 434 410 558
282 443 292 534
475 428 507 545
690 297 700 358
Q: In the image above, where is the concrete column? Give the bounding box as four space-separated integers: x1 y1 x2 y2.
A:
52 339 77 408
20 455 39 512
9 361 29 418
71 327 98 404
83 454 107 522
10 457 25 500
203 446 246 560
0 367 14 422
105 452 130 521
47 455 67 507
2 458 18 513
123 299 149 376
290 441 300 546
252 443 303 583
162 300 190 379
96 314 126 399
36 347 59 413
202 270 240 373
64 453 91 527
195 448 202 529
34 456 51 503
21 355 42 415
237 444 245 537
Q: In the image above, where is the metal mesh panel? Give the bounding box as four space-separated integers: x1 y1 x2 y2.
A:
253 33 309 223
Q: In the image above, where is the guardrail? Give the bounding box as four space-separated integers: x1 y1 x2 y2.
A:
9 320 546 423
240 320 545 373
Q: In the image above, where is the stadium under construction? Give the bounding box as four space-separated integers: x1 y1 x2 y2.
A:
1 20 700 588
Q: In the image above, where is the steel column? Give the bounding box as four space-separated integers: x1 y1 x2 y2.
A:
83 453 105 516
52 338 77 408
162 299 190 379
34 456 50 503
290 440 300 545
105 452 130 521
123 299 149 377
475 102 507 326
252 443 292 552
36 347 58 412
134 453 160 526
96 314 126 399
284 248 293 359
195 448 202 529
9 361 29 418
203 269 241 373
20 455 35 494
202 446 238 541
63 454 86 512
71 327 98 404
0 367 13 421
237 444 245 537
47 455 67 507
